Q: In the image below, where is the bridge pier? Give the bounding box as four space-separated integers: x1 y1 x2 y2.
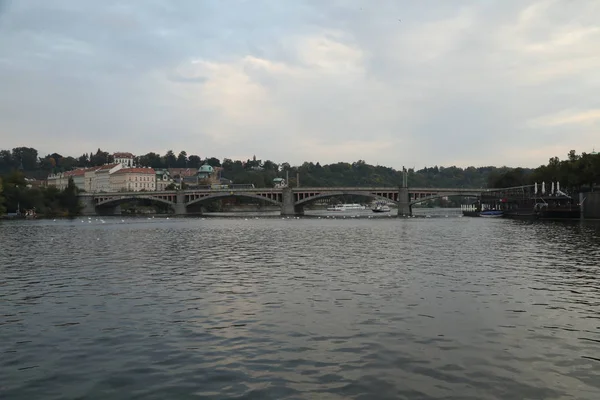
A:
282 188 304 216
174 192 188 216
80 196 96 216
397 187 411 217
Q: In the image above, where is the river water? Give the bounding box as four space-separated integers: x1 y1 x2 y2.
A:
1 215 599 399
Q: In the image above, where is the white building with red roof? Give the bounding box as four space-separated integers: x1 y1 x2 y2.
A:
113 152 135 168
47 168 89 191
67 168 88 191
46 172 64 189
95 163 123 192
84 167 99 192
110 167 156 192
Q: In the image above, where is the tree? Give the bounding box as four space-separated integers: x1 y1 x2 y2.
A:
39 156 57 173
61 157 78 171
222 158 234 171
11 147 38 170
579 152 596 191
204 157 221 167
262 160 278 171
487 167 529 188
177 151 188 168
164 150 176 168
60 177 82 217
90 148 111 166
526 150 600 193
1 171 27 213
0 149 13 172
77 153 90 167
137 152 163 168
188 155 202 169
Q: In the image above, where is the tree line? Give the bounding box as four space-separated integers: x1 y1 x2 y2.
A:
487 150 600 192
0 147 221 179
1 146 599 216
0 171 81 217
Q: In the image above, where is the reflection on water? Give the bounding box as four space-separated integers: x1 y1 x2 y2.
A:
1 216 599 399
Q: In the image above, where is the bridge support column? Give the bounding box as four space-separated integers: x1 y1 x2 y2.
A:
174 192 188 216
397 187 411 217
80 197 97 216
281 188 303 216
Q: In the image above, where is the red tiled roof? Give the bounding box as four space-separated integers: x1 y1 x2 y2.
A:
64 169 86 177
97 163 120 171
114 167 155 175
114 152 135 158
168 168 198 177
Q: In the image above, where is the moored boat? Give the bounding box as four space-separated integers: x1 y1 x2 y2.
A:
480 210 503 218
500 181 580 220
372 203 391 213
326 203 365 212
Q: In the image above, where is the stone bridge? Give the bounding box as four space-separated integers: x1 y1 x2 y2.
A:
79 186 486 217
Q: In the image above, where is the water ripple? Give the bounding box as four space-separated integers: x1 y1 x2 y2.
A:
1 217 599 399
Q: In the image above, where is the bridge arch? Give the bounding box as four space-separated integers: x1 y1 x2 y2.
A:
96 195 175 208
295 191 397 206
186 193 282 208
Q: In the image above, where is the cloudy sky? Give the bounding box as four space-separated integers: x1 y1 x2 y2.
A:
0 0 598 169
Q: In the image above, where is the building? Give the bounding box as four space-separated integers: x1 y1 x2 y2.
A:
84 167 99 192
113 152 135 168
155 169 173 191
46 172 62 189
47 168 88 191
182 175 200 188
167 168 197 187
95 164 123 192
168 168 198 179
273 178 287 188
110 167 156 192
197 164 215 181
68 169 87 191
24 178 45 189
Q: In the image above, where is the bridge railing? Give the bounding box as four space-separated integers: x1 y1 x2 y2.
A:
486 184 534 192
79 186 489 197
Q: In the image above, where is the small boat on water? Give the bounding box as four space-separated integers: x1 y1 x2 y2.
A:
462 203 503 217
326 203 365 212
372 203 391 213
479 209 503 218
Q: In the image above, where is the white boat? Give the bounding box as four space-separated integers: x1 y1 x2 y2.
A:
372 203 391 213
326 203 365 211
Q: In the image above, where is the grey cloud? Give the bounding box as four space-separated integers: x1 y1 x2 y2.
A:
0 0 598 168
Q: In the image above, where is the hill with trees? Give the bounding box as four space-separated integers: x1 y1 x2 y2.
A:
0 147 520 188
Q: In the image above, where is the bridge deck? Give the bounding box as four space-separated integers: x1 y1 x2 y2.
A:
79 187 487 197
